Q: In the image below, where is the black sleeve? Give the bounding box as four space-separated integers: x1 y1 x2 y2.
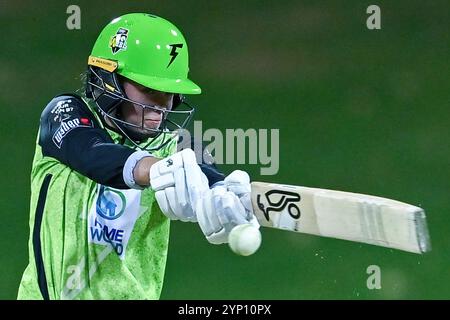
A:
184 136 225 187
199 162 226 187
39 94 135 189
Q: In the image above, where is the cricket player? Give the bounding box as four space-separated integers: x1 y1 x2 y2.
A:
18 13 255 300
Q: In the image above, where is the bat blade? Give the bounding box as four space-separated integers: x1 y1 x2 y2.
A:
251 182 431 254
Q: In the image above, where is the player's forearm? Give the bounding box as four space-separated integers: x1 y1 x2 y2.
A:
133 156 161 186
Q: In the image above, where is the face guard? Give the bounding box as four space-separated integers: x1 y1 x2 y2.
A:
87 66 195 151
86 13 202 151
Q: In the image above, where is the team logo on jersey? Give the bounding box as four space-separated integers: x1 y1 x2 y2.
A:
52 118 93 148
96 185 126 220
109 28 128 54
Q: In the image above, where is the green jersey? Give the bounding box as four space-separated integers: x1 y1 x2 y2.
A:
18 95 178 299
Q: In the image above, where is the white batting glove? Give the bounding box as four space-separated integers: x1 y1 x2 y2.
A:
196 185 249 244
224 170 253 216
196 170 259 244
150 149 209 222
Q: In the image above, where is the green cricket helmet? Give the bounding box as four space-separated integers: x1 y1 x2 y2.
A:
86 13 201 146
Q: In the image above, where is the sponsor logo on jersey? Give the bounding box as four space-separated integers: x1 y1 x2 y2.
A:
90 218 125 256
51 99 74 122
88 185 142 259
109 28 128 54
52 118 93 148
96 185 126 220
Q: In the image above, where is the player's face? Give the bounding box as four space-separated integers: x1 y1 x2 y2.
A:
120 79 174 133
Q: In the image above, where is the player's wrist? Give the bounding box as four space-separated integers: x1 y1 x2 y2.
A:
123 151 157 189
135 156 160 187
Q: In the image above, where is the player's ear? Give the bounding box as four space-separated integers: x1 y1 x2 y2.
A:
172 94 184 110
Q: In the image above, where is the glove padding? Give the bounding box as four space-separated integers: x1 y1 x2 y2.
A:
196 170 259 244
150 149 209 222
223 170 254 220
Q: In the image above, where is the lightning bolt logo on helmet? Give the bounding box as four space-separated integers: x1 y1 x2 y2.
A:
109 28 129 54
167 43 183 67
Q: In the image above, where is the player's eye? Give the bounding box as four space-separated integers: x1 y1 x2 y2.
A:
141 87 156 94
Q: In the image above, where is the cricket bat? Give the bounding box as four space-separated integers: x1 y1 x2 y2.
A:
251 182 431 254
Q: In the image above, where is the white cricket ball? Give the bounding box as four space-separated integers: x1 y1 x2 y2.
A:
228 224 262 256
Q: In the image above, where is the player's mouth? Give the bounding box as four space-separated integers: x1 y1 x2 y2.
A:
143 109 164 128
144 117 162 126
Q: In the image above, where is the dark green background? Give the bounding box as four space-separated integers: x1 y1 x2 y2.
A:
0 1 448 299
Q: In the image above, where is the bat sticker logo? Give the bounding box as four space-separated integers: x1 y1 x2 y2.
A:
257 190 301 221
